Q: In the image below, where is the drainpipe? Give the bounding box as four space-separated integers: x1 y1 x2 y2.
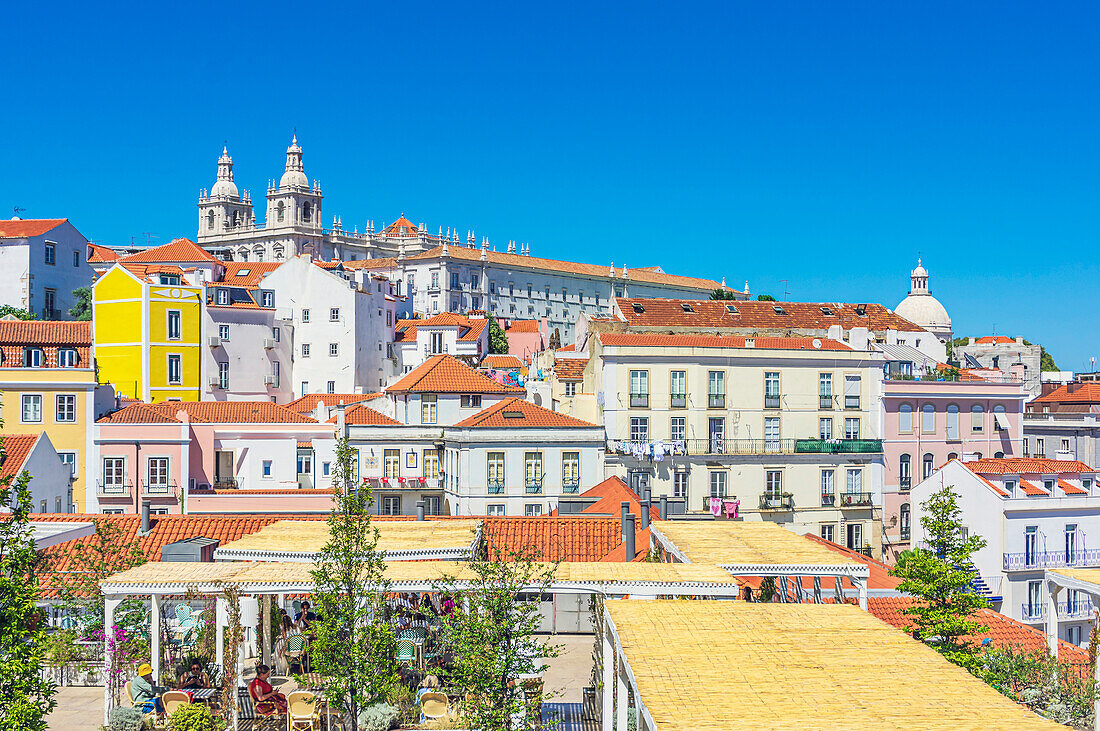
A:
659 495 668 521
141 500 150 534
623 512 636 561
416 501 425 521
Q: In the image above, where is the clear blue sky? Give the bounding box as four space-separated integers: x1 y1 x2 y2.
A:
4 2 1098 370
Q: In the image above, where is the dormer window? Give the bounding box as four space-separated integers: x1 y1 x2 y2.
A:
23 347 45 367
681 303 694 313
159 274 181 285
725 304 738 314
820 307 835 316
57 348 79 367
1004 479 1016 496
631 303 645 314
773 305 787 315
216 288 229 305
855 305 868 317
1043 479 1056 494
260 290 274 308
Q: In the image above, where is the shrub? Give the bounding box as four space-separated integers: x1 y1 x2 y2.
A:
107 706 146 731
358 701 400 731
170 702 218 731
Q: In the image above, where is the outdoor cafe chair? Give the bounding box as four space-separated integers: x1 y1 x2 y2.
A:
397 638 418 667
418 691 449 723
285 691 319 731
284 634 306 671
175 604 192 625
161 690 191 715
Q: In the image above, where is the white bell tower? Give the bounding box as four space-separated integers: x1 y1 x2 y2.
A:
197 146 253 243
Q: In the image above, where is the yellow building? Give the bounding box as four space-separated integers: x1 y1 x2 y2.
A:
93 263 204 402
0 320 114 512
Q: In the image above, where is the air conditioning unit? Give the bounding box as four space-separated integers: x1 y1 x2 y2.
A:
208 375 221 386
207 336 221 347
263 375 277 385
263 338 276 349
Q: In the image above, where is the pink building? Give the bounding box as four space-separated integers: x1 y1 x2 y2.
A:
93 401 335 515
502 319 546 360
881 376 1025 561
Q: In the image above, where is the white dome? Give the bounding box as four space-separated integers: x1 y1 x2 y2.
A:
210 179 239 198
279 169 309 188
896 293 951 330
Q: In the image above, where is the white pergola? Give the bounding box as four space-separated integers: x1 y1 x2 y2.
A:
1044 568 1100 730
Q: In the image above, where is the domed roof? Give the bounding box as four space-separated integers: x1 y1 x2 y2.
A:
210 146 239 198
210 179 239 198
279 169 309 188
279 134 310 189
895 292 951 330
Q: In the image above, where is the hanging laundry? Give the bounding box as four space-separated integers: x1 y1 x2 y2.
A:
653 441 666 462
709 497 723 517
723 499 740 519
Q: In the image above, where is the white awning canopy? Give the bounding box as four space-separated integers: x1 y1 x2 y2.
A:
994 410 1010 430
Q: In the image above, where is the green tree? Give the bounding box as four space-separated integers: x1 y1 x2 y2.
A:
982 645 1096 727
0 305 37 320
708 288 738 300
755 294 777 302
1039 347 1059 372
433 546 559 731
308 436 397 730
0 455 57 730
487 315 510 354
68 287 92 321
889 483 989 672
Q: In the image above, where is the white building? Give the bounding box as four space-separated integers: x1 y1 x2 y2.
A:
911 457 1100 647
0 218 95 319
393 312 489 373
0 433 73 514
894 258 953 351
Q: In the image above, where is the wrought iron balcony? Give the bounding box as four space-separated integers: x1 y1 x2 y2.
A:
670 394 686 408
759 493 794 511
629 393 649 408
838 492 874 507
1002 549 1100 571
845 396 861 410
212 479 238 490
1060 599 1096 619
708 394 725 409
525 478 543 494
900 526 911 541
686 438 796 456
1020 603 1045 622
96 481 131 497
142 481 177 497
899 476 912 492
794 439 883 454
487 479 504 495
765 394 781 409
563 481 581 494
820 494 835 506
819 395 833 409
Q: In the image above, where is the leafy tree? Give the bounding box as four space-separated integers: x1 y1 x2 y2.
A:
889 483 989 673
0 456 57 730
755 294 777 302
0 305 37 320
708 288 738 300
69 287 92 321
487 315 510 354
433 546 560 731
981 644 1096 726
1039 347 1059 372
308 436 397 730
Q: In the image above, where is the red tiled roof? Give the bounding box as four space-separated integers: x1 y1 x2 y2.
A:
296 441 312 448
87 243 120 263
975 473 1010 497
342 257 400 271
219 262 281 288
1058 479 1088 496
975 336 1016 344
383 216 419 236
313 260 343 270
867 597 1089 664
598 526 650 562
0 434 39 481
407 246 731 292
552 476 662 524
0 219 67 238
554 358 588 380
121 238 219 264
505 320 540 333
387 355 525 394
615 298 922 332
964 458 1095 475
98 401 319 424
286 393 373 413
119 262 189 284
1018 479 1047 497
598 333 852 351
0 321 92 368
453 397 598 428
481 355 522 369
338 403 402 426
393 314 488 343
803 535 902 590
1033 383 1100 405
482 516 623 562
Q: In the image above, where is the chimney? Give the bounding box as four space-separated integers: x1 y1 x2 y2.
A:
659 495 668 521
141 500 151 534
621 500 629 528
623 512 636 561
639 499 651 530
642 486 652 503
416 501 425 521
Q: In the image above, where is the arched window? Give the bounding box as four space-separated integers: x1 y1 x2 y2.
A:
206 211 215 231
900 504 911 540
899 454 911 490
994 451 1005 459
922 453 935 479
922 403 936 434
948 452 959 461
971 404 985 433
993 404 1007 432
898 403 913 432
946 404 959 440
302 202 312 222
277 201 285 222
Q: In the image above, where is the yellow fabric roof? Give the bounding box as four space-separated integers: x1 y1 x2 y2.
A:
1050 568 1100 588
214 519 482 556
605 600 1060 729
652 521 860 567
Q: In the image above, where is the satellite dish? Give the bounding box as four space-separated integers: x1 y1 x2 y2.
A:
812 339 822 349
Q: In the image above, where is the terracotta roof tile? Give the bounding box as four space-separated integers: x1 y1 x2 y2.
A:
504 320 540 333
615 298 922 332
296 441 312 448
338 403 402 426
482 516 623 562
481 355 522 369
0 434 39 481
387 355 524 394
341 257 401 271
803 535 902 590
453 397 598 428
598 333 852 351
964 458 1095 475
975 336 1017 344
1058 479 1088 496
1018 479 1047 497
121 238 219 264
0 321 92 368
87 243 120 263
552 476 662 524
286 393 373 413
1033 383 1100 405
0 219 67 238
119 262 189 284
383 216 419 236
219 262 281 288
98 401 319 424
554 358 588 380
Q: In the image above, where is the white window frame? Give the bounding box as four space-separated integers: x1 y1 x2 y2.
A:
218 324 230 341
167 310 182 341
55 394 76 423
21 394 43 423
167 354 182 385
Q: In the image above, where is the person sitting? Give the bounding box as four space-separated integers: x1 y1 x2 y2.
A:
131 663 164 715
177 661 210 690
248 664 288 716
294 600 317 629
415 674 441 704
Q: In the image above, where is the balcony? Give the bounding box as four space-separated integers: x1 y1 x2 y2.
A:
794 439 883 454
1021 603 1045 622
838 492 873 508
142 481 177 497
900 526 911 541
821 494 835 506
845 396 861 410
96 481 131 497
487 479 504 495
899 476 911 492
708 394 725 409
670 394 686 408
759 493 794 511
629 393 649 408
525 478 543 495
686 438 796 456
213 479 238 490
819 395 833 409
563 481 580 494
1002 549 1100 572
765 394 781 409
1061 599 1096 619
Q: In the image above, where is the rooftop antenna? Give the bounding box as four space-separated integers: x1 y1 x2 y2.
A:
13 205 26 217
779 279 790 300
142 232 159 246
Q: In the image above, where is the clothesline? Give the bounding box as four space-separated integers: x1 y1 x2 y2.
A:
608 439 686 461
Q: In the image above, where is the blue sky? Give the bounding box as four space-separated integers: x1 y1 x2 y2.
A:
4 2 1098 370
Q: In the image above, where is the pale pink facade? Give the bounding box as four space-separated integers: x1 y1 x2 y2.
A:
881 377 1026 561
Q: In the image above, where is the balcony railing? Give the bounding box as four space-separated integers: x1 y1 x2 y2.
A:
1061 599 1096 619
629 393 649 408
821 494 835 506
96 481 131 496
708 394 725 409
845 396 861 409
525 478 543 494
487 479 504 495
899 476 911 492
563 481 580 494
142 481 177 497
213 479 238 490
1021 603 1045 622
765 394 781 409
819 395 833 409
900 526 911 541
759 493 794 511
838 492 874 507
670 394 686 408
794 439 883 453
685 438 795 456
1003 549 1100 571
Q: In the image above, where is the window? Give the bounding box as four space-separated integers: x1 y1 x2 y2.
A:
819 418 833 440
899 454 911 491
423 450 440 480
23 347 44 367
846 469 863 494
1084 478 1094 493
415 395 436 425
708 371 725 408
262 460 273 478
629 370 648 407
764 416 780 452
450 272 460 289
1061 438 1071 453
21 394 42 422
146 457 169 490
923 453 935 479
946 404 959 440
429 332 444 355
487 504 505 516
72 249 80 268
58 452 76 477
844 375 861 409
709 471 727 498
297 452 313 475
1043 478 1055 494
670 370 686 407
821 470 835 505
900 504 911 540
166 311 182 340
1003 479 1016 496
43 288 56 316
384 449 400 478
820 524 835 543
562 452 580 491
382 496 402 516
670 417 686 442
301 308 311 323
218 324 230 341
55 394 76 422
524 452 543 491
322 461 331 477
329 343 339 357
301 381 309 394
898 403 912 432
765 470 783 498
272 362 280 388
460 395 482 408
489 281 496 295
329 307 340 322
216 288 229 305
921 404 935 434
44 242 56 265
629 417 648 442
673 471 689 498
764 372 780 408
971 404 984 433
261 291 274 308
1066 524 1078 563
1036 438 1045 457
217 362 229 389
471 274 479 289
525 504 544 517
167 354 182 384
471 296 479 309
326 381 335 394
102 458 125 489
1025 526 1039 567
844 418 860 440
301 343 311 357
563 382 577 397
487 452 505 492
58 348 78 367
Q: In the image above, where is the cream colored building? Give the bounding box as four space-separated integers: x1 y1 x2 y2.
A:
592 332 887 555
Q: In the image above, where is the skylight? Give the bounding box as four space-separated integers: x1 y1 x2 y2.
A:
237 268 251 276
681 303 694 313
631 303 645 314
725 304 738 314
820 307 834 316
773 305 787 315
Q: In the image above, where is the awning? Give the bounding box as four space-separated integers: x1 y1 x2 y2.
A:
994 411 1010 430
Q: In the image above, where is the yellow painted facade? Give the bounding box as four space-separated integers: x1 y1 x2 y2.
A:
93 266 204 402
